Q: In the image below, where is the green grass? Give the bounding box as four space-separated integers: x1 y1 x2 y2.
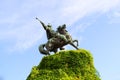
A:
27 49 101 80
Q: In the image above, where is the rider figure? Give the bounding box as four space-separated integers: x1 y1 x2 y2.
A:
36 17 55 39
36 17 68 43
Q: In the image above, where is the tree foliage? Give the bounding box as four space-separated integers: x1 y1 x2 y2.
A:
27 49 101 80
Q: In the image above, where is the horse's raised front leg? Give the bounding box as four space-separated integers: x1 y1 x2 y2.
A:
69 42 79 50
73 40 79 46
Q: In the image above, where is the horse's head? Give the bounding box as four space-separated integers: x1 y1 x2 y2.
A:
57 24 68 34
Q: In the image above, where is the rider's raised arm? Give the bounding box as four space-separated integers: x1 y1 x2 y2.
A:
36 17 47 30
40 21 47 30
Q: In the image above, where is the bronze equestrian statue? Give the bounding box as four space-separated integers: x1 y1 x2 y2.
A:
36 17 79 55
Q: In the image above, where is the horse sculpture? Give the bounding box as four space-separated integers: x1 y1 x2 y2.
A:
36 18 79 55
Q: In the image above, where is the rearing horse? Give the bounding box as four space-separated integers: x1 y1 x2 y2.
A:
39 25 79 55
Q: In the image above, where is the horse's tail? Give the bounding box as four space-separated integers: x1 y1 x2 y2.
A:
38 44 50 55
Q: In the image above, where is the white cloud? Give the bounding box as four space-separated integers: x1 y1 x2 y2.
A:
57 0 120 25
107 8 120 24
114 12 120 17
0 20 44 52
10 28 43 52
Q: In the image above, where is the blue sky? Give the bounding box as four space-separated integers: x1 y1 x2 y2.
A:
0 0 120 80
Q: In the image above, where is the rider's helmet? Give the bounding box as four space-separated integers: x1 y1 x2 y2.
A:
47 23 52 29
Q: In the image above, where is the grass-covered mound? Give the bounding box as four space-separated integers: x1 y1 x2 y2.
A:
27 49 101 80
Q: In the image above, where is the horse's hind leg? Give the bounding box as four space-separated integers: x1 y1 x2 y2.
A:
39 44 50 55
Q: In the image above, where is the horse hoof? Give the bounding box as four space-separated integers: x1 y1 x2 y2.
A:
60 47 65 50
